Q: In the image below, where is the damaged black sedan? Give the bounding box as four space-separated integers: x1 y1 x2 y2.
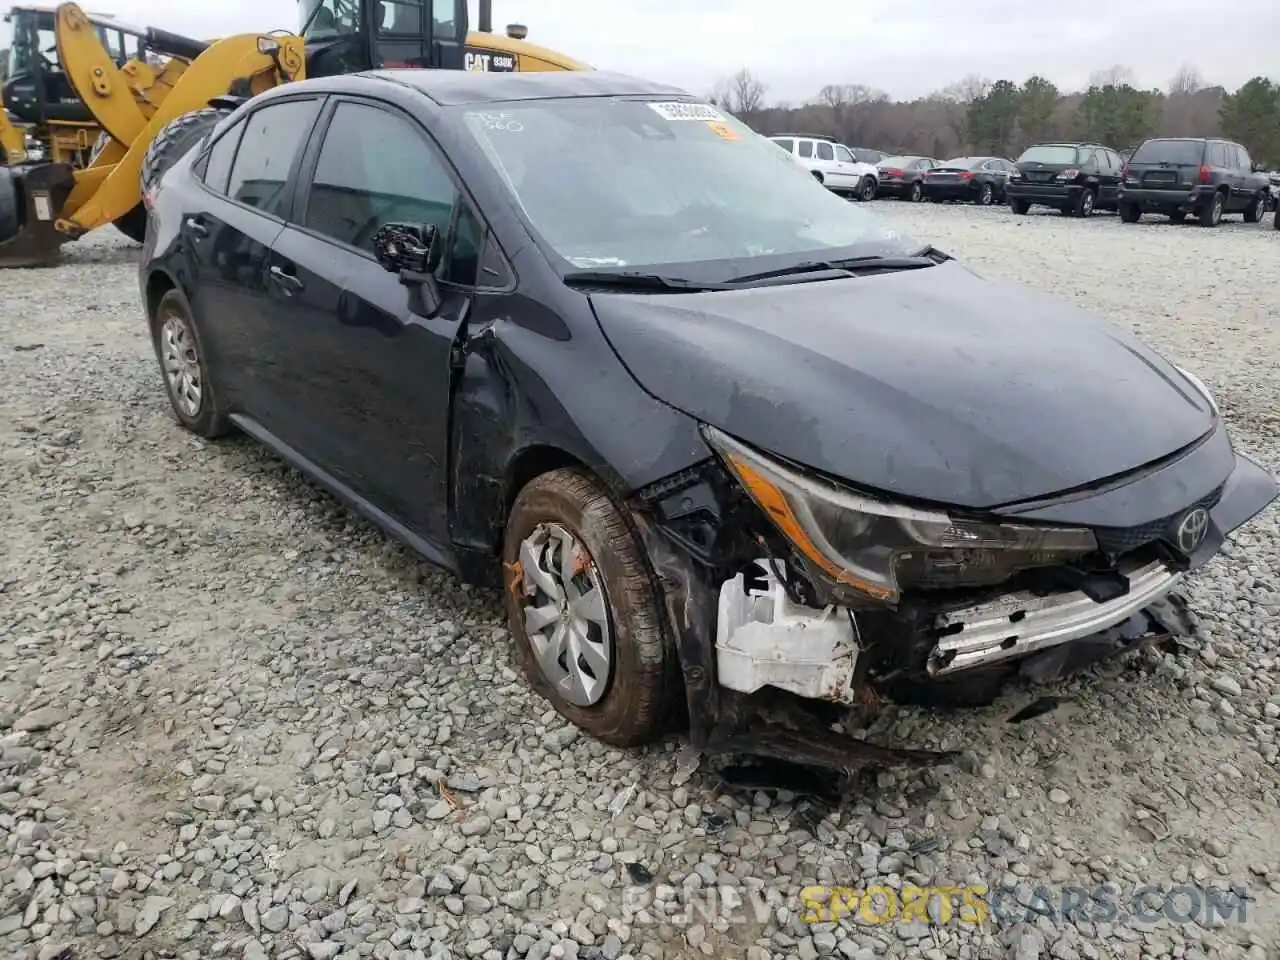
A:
139 69 1278 770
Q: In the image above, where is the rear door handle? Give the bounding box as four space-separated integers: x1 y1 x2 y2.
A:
269 265 304 292
184 216 208 238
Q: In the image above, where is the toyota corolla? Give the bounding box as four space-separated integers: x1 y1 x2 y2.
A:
138 69 1277 769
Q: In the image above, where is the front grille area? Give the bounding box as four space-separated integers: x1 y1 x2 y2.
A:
1092 485 1224 555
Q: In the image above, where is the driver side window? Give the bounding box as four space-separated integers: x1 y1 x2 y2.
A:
302 100 478 284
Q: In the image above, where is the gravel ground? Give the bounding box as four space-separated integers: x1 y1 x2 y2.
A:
1 203 1278 960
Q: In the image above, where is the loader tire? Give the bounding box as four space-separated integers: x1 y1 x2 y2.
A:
112 204 148 243
140 106 232 198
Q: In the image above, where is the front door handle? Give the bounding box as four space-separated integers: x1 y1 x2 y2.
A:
184 217 208 238
269 265 304 292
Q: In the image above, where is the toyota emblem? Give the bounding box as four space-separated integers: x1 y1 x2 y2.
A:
1175 507 1210 553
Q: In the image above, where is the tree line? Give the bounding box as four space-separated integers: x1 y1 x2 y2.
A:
709 65 1280 167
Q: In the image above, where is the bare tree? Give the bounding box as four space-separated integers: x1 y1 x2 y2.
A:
930 74 991 150
1168 64 1204 97
716 68 767 118
1088 64 1136 89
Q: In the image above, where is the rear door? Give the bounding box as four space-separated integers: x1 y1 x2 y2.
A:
183 96 324 420
264 95 480 544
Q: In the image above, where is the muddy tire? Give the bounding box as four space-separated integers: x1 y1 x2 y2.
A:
502 468 682 747
150 288 231 439
140 106 232 198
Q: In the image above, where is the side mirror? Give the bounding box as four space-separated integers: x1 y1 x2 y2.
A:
373 222 443 317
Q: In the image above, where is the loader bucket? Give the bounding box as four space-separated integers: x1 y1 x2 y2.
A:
0 163 79 268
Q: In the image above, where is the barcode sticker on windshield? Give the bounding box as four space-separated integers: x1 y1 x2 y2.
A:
647 101 726 122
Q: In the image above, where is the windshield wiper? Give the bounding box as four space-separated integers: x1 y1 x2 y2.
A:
726 250 943 286
562 270 730 292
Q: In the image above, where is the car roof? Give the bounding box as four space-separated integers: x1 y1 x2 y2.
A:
271 69 694 107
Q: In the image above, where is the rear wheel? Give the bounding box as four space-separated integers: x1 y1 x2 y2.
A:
140 106 233 199
1198 190 1225 227
1010 198 1030 215
1120 203 1141 223
502 468 682 747
908 181 922 202
150 288 230 439
1243 193 1264 223
1072 187 1096 217
975 182 993 205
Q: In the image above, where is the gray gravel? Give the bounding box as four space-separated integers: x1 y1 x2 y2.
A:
1 204 1278 960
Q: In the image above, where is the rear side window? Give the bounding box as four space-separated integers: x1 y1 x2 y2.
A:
226 98 323 216
797 140 814 158
303 100 456 257
1131 139 1204 164
202 120 244 195
1237 145 1252 170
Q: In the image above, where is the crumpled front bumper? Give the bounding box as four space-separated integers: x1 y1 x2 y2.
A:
714 451 1278 696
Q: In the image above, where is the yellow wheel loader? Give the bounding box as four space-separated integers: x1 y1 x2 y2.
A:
0 0 588 266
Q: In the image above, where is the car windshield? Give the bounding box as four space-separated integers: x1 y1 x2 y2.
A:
1018 145 1079 164
456 98 918 274
1130 139 1205 164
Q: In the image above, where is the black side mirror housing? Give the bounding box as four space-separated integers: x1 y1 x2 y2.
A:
373 221 443 317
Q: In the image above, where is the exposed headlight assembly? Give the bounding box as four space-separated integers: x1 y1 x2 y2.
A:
701 425 1098 604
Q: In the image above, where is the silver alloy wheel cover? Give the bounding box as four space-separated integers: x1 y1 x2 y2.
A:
159 310 202 418
517 522 613 707
1081 190 1093 214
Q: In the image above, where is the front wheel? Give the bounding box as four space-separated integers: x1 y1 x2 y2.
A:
856 177 877 201
1010 198 1030 215
502 468 683 747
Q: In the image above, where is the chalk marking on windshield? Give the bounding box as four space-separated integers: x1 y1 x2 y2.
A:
646 101 726 122
472 111 524 132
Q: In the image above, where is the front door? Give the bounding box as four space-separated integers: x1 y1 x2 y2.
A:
264 96 479 544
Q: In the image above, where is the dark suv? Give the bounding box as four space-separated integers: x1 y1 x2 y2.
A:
1007 142 1123 217
1118 138 1272 227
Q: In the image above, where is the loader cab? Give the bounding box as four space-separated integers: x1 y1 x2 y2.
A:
298 0 469 76
3 5 142 125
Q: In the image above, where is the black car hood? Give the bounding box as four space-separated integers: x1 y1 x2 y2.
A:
591 260 1215 509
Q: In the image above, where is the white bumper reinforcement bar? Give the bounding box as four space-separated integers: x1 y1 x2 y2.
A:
928 559 1183 677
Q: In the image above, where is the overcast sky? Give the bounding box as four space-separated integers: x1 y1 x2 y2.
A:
7 0 1277 102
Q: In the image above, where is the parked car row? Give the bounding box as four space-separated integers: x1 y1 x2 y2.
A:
865 137 1274 228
